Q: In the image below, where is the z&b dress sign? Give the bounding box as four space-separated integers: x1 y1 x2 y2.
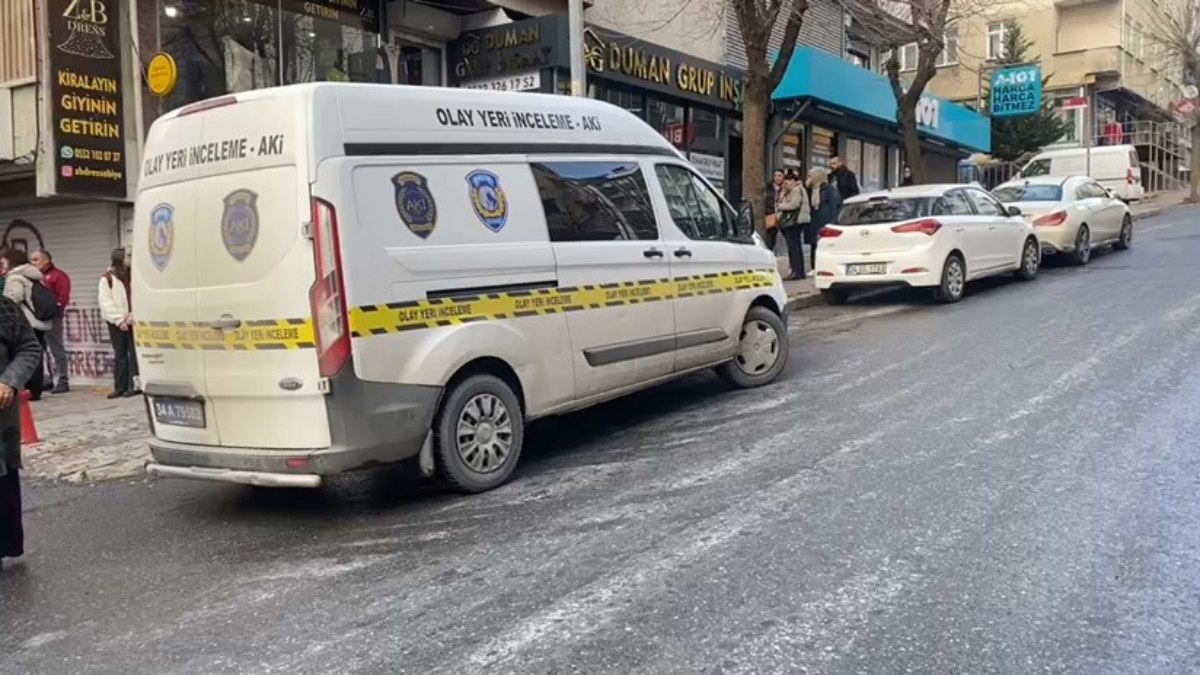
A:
44 0 128 199
991 65 1043 118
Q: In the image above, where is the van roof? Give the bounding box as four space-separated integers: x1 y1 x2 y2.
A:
1029 145 1135 159
156 82 682 160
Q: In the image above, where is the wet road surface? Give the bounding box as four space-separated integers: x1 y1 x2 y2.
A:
5 208 1200 674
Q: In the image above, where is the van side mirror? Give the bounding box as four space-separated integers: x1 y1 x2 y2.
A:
1006 205 1022 217
736 199 756 239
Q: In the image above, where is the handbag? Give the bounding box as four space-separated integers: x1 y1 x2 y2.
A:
778 210 799 229
765 213 780 230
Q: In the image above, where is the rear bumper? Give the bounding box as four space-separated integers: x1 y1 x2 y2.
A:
814 249 941 290
1035 227 1075 254
148 380 442 486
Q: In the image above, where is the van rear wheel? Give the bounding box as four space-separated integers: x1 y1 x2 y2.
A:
434 374 524 494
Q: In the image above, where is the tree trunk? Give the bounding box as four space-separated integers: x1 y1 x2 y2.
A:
1190 123 1200 204
741 75 770 238
897 99 925 184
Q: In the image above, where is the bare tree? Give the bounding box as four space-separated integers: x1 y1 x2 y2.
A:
732 0 809 228
1147 0 1200 202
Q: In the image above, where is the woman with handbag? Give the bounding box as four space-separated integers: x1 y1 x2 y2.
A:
807 167 842 274
763 169 785 253
778 169 812 280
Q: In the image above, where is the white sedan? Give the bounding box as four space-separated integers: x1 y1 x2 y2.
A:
992 175 1133 265
814 184 1040 304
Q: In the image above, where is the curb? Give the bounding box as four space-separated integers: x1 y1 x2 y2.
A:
787 291 826 312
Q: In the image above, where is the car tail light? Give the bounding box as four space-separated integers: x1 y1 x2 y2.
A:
177 95 237 117
818 227 843 238
310 198 351 378
1127 168 1137 184
890 219 941 236
1034 211 1068 227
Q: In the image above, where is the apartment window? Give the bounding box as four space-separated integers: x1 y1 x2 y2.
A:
938 25 959 67
1122 15 1133 53
1133 22 1144 59
900 43 918 72
988 22 1010 60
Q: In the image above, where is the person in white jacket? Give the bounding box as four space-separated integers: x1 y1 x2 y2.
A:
98 247 138 399
1 249 49 400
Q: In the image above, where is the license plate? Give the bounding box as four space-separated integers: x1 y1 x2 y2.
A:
846 263 888 276
153 398 206 428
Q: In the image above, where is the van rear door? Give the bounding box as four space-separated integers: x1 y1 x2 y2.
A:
136 93 328 450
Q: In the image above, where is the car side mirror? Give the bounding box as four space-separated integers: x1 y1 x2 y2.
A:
1006 205 1022 217
736 199 756 239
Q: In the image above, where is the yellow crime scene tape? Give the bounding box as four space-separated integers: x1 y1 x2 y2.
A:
136 269 779 350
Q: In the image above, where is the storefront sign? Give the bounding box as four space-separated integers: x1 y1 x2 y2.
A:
449 16 567 84
44 0 127 199
991 64 1043 118
1060 96 1088 110
246 0 380 32
585 26 744 111
145 52 178 97
463 71 542 93
916 95 940 130
689 152 725 188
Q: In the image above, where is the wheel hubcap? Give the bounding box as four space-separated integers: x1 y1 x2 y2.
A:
456 393 514 474
947 260 964 297
1079 230 1090 261
1123 222 1132 244
1025 243 1038 274
736 320 780 375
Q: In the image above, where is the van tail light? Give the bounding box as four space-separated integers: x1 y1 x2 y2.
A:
890 219 941 236
818 227 843 238
310 198 351 378
1127 168 1137 184
1034 211 1068 227
177 95 237 117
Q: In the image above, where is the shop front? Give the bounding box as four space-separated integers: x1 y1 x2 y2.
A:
447 16 747 199
771 47 991 188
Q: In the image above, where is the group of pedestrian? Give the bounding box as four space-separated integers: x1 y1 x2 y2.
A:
767 155 859 280
1 246 136 569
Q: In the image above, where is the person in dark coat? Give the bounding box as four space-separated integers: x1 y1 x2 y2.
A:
764 169 786 253
901 165 914 186
0 296 45 568
806 167 843 273
830 155 860 199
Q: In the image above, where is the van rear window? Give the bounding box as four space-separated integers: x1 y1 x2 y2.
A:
533 162 658 242
993 184 1062 202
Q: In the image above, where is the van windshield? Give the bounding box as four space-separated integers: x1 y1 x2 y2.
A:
1022 159 1052 177
993 184 1062 202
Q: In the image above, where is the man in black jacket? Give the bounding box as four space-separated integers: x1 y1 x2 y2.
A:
830 156 860 199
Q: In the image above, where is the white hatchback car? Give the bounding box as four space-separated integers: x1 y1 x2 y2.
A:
814 184 1040 304
992 175 1133 265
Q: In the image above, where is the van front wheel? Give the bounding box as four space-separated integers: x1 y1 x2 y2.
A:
434 374 524 493
717 306 789 388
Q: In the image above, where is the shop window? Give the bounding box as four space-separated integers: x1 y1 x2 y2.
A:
160 0 280 111
655 164 734 241
862 142 884 192
533 162 658 242
648 97 687 149
281 15 373 84
394 35 443 87
811 126 835 169
691 107 723 151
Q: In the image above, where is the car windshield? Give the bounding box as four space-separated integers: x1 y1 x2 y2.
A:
837 198 935 225
1021 159 1052 177
993 184 1063 202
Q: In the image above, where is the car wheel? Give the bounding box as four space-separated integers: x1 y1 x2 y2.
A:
820 289 849 305
1114 216 1133 251
1071 225 1091 265
1015 236 1040 281
717 306 789 388
434 374 524 493
933 253 966 303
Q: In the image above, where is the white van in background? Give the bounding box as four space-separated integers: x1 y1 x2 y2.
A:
133 84 789 493
1018 145 1144 202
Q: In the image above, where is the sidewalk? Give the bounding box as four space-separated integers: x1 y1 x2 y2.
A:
22 389 151 483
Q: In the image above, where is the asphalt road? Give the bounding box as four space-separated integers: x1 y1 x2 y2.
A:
5 207 1200 674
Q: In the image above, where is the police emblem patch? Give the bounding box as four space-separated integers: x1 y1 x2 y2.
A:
148 203 175 271
466 170 508 233
392 172 437 239
221 189 260 262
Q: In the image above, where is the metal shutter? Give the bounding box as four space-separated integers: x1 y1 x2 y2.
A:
0 202 121 387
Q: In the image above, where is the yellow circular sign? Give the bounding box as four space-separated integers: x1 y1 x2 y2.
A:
145 53 178 98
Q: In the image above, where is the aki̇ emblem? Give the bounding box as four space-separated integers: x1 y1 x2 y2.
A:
466 170 508 233
392 171 437 239
148 203 175 271
221 189 259 262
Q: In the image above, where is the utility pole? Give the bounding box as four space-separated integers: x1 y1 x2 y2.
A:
568 0 586 96
1084 74 1096 177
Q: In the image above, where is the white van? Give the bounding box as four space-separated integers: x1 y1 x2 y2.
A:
1018 145 1144 202
134 84 789 493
